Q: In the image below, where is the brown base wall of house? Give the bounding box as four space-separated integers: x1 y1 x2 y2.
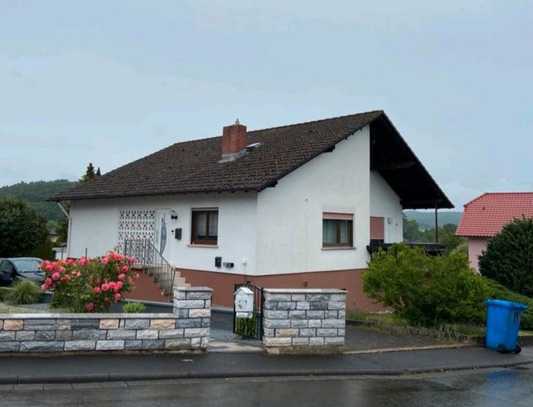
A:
178 268 384 313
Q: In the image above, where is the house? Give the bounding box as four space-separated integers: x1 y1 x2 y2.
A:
52 111 452 311
456 192 533 272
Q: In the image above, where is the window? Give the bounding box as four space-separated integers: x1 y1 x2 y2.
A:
191 209 219 245
322 212 353 248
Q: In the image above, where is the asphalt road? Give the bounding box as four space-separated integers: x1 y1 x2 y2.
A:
1 366 532 407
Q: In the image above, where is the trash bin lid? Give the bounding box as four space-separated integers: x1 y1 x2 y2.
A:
486 299 528 310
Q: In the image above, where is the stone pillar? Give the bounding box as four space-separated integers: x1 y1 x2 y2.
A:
173 287 213 349
262 288 346 353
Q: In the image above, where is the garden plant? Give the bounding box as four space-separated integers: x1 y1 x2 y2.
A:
41 251 136 312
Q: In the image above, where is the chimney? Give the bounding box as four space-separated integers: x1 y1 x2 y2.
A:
221 119 247 160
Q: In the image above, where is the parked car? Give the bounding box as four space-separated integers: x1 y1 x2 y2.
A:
0 258 44 285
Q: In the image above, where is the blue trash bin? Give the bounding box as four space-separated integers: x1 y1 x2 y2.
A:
486 299 527 353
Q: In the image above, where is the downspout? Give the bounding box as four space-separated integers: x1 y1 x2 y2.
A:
57 202 72 258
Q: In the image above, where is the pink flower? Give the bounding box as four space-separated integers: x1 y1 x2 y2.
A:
108 282 116 291
85 302 95 312
52 272 60 281
45 278 52 285
114 293 121 302
93 287 101 294
40 284 47 291
116 281 124 290
120 265 129 273
118 273 126 281
101 283 110 292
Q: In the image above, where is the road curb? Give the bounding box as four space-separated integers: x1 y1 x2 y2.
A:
1 359 532 385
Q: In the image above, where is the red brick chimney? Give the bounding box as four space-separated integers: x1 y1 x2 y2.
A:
221 119 247 159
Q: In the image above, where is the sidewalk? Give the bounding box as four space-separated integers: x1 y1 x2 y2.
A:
2 346 532 384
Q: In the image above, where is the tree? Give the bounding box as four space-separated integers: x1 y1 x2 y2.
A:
80 163 96 182
0 198 49 257
479 218 533 297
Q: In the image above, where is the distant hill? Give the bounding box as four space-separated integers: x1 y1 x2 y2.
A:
404 210 462 229
0 180 76 222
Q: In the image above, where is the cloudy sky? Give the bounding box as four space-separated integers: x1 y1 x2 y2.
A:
1 0 532 208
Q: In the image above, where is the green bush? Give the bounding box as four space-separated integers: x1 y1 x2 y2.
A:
122 302 146 313
0 287 13 301
363 244 490 327
479 218 533 297
235 314 258 338
6 280 41 305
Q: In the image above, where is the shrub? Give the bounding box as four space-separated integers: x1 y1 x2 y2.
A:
122 302 146 313
479 218 533 297
7 280 41 305
41 252 135 313
363 244 490 327
0 287 13 302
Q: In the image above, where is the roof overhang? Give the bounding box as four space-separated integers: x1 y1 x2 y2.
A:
370 114 453 209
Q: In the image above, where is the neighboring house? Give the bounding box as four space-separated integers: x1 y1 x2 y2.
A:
52 111 452 311
456 192 533 272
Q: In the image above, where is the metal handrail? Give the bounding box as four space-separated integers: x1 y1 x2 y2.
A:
119 239 176 298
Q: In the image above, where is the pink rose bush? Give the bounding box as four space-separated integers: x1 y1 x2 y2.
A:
41 252 135 313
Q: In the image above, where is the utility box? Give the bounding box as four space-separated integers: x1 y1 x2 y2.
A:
234 286 254 319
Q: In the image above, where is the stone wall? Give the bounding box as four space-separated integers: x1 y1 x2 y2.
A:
0 287 212 353
262 288 346 350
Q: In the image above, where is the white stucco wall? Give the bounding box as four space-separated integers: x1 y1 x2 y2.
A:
255 126 371 275
369 171 403 243
68 193 257 275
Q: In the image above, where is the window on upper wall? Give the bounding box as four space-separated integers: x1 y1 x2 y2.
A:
322 212 354 248
191 209 219 245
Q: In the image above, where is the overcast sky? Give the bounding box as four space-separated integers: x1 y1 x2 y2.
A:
1 1 532 208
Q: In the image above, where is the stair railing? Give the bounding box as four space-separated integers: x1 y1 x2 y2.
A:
120 239 176 298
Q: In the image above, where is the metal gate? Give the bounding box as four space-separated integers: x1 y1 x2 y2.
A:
233 282 264 340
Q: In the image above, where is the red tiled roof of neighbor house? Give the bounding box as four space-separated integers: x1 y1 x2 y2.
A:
51 110 453 209
456 192 533 237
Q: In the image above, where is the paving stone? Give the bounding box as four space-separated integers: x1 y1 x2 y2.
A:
150 319 176 329
124 319 150 329
0 341 19 352
3 320 23 331
107 329 136 340
324 337 344 345
15 331 35 341
65 340 96 351
56 330 73 340
141 340 165 350
264 293 292 302
57 320 71 330
293 337 310 345
165 339 191 348
306 294 330 302
175 319 203 329
0 331 16 341
158 329 184 339
24 319 56 330
275 328 298 337
173 308 190 318
309 301 328 310
263 328 275 337
183 328 209 338
322 319 345 328
136 329 159 340
327 301 346 310
264 310 288 319
263 319 290 329
290 320 308 328
263 337 292 347
20 341 64 352
174 300 205 309
309 337 325 346
189 308 210 318
100 319 119 329
71 320 100 330
296 302 310 310
124 340 143 350
308 319 323 328
96 340 124 351
306 311 325 319
72 329 106 340
35 331 56 340
190 337 202 347
185 291 212 300
288 310 306 320
291 294 306 301
325 311 338 318
337 328 345 336
299 328 316 337
201 318 210 327
316 328 338 337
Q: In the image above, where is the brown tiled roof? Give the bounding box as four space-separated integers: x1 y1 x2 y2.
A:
52 110 452 208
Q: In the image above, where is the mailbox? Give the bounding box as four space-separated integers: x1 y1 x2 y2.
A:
234 286 254 319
